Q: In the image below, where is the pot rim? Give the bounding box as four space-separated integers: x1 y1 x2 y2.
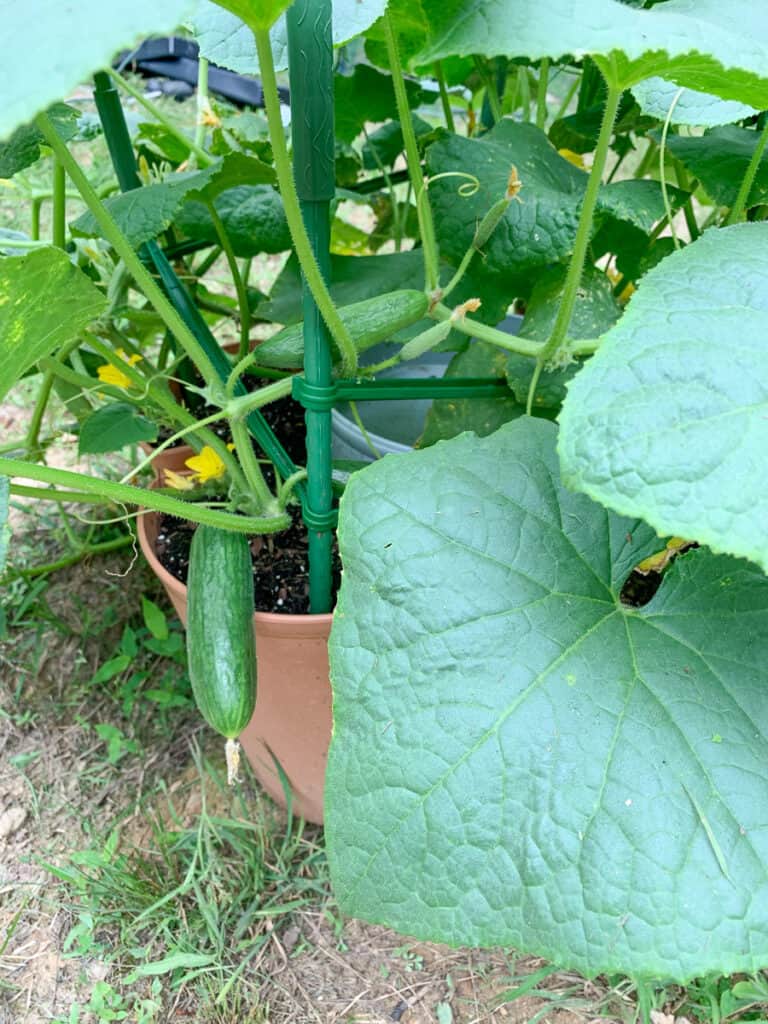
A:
136 500 334 630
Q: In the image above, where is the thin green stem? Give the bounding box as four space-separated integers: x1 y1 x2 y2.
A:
348 401 382 460
434 62 456 133
675 164 700 241
430 303 542 357
118 407 231 486
52 160 66 248
0 457 289 534
659 87 684 250
10 484 111 504
474 56 503 124
383 10 440 291
253 28 358 376
36 112 222 393
536 59 550 129
205 200 251 359
277 469 308 508
526 82 622 414
194 244 222 279
635 137 659 179
230 418 273 510
25 335 84 458
725 117 768 225
109 68 213 167
194 56 210 157
517 66 531 123
31 196 42 240
18 534 135 579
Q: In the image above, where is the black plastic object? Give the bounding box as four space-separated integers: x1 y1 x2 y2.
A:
114 36 289 108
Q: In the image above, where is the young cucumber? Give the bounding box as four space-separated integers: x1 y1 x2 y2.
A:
255 288 428 369
187 526 256 746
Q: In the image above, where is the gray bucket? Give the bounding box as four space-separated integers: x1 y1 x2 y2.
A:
331 314 523 462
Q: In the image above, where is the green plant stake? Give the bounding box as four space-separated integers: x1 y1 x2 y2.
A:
286 0 336 614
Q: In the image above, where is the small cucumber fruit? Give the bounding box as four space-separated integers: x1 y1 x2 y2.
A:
255 288 428 368
187 525 256 742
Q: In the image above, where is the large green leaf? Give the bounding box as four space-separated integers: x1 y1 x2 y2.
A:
175 184 290 256
558 223 768 572
78 403 158 455
0 0 195 140
327 417 768 981
0 249 106 403
632 78 759 128
416 0 768 106
506 264 621 411
426 122 587 279
72 154 275 249
191 0 387 73
0 104 80 179
418 340 524 447
0 477 9 576
659 127 768 209
426 122 667 281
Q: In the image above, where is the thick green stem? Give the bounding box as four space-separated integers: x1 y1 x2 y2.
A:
430 303 543 357
434 62 455 133
383 10 440 291
36 112 222 393
0 458 289 534
725 117 768 225
109 68 213 167
204 200 251 360
526 83 621 413
253 29 358 376
10 484 111 504
536 59 550 129
52 159 66 248
230 419 273 510
31 196 42 240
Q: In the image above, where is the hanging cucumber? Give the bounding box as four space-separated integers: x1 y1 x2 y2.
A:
187 524 256 783
255 289 428 369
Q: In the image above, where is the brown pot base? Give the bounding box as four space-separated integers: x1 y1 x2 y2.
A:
137 498 332 825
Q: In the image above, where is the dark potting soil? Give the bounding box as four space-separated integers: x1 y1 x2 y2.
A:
155 505 340 615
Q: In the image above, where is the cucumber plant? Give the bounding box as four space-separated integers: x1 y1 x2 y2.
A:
2 0 768 993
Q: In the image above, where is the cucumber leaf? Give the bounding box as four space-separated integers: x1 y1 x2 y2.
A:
0 104 80 179
658 126 768 209
416 0 768 107
72 154 276 249
632 78 759 128
327 417 768 981
558 222 768 572
191 0 387 74
0 249 106 403
0 0 196 140
175 184 290 257
78 403 159 455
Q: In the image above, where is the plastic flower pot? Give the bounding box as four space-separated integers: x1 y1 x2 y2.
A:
137 489 332 825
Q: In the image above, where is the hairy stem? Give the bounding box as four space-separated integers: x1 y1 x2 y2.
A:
383 10 440 291
253 27 358 375
725 117 768 225
526 83 621 413
434 62 455 133
0 457 289 533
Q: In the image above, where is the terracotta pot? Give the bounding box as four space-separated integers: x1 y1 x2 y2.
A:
137 504 333 825
140 441 194 480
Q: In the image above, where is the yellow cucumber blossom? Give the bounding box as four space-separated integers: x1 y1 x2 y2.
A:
558 148 586 169
163 468 196 491
97 348 142 389
184 443 236 484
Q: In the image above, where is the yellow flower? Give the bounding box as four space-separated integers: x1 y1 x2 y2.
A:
163 468 195 491
185 445 227 483
97 348 142 389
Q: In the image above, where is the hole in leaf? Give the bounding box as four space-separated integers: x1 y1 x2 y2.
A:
619 539 698 608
